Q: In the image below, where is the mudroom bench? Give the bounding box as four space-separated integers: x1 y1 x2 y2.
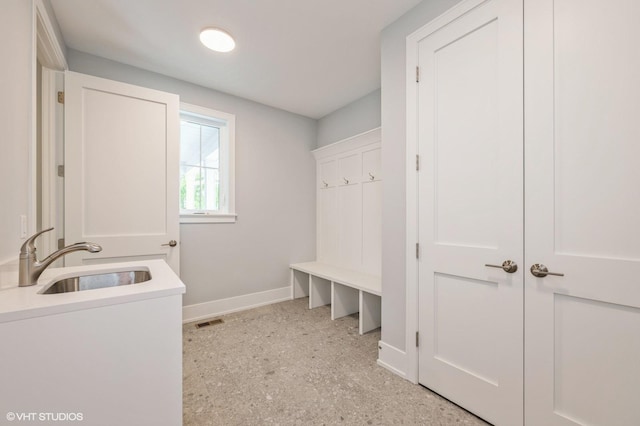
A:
289 261 381 334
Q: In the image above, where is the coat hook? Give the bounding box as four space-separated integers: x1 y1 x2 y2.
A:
369 173 375 181
343 177 349 184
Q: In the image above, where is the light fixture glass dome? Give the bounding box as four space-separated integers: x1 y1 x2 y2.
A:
200 28 236 53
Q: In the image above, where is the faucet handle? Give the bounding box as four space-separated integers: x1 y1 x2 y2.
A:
20 227 54 255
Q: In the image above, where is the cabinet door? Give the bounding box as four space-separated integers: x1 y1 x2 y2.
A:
525 1 640 424
64 72 180 273
415 0 524 424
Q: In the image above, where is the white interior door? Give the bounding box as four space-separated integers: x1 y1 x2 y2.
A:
415 0 523 424
525 0 640 424
64 71 180 274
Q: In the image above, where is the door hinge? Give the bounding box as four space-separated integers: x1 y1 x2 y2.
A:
57 91 64 104
416 154 420 171
57 238 65 250
416 243 420 259
416 331 419 347
416 66 420 83
57 165 65 177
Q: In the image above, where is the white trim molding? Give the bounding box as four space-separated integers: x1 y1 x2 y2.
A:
180 213 237 224
35 0 67 71
312 127 381 160
182 286 290 324
377 340 408 379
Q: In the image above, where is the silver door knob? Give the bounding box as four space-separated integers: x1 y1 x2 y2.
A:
485 260 518 273
530 264 564 277
162 240 177 247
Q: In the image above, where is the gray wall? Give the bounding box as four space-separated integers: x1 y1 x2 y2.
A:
380 0 464 351
316 89 381 148
0 1 33 264
67 50 317 306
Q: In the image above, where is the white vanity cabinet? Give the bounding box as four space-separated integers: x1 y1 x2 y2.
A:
0 260 185 426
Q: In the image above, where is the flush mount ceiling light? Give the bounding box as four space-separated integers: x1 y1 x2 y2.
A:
199 28 236 53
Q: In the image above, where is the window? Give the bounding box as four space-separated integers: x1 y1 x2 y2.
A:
179 103 236 223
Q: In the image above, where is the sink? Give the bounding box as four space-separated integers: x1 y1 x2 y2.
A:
41 269 151 294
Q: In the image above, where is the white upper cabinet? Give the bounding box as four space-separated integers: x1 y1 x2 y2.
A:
313 128 382 275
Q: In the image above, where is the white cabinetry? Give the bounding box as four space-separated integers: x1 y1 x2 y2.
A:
290 128 382 335
0 261 184 426
314 128 382 275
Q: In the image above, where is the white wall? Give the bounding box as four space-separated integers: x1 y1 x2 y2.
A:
380 0 464 351
67 50 317 306
0 1 34 265
316 89 381 148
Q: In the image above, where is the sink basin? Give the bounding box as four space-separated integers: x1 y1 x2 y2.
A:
41 269 151 294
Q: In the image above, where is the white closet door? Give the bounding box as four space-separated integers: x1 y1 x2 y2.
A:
64 72 180 273
525 1 640 424
416 0 523 424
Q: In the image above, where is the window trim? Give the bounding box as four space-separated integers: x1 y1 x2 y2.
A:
179 102 236 224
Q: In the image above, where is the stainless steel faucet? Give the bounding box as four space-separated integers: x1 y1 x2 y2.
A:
18 228 102 287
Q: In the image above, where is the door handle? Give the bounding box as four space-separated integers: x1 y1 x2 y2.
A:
485 260 518 273
161 240 177 247
530 264 564 277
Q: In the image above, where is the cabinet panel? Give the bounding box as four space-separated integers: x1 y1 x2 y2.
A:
338 184 362 270
337 152 361 185
318 187 339 265
362 180 381 275
318 159 336 188
362 147 381 181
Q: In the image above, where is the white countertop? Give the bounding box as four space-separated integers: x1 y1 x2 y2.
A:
0 259 185 324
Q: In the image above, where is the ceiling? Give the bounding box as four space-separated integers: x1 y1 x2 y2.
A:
49 0 422 119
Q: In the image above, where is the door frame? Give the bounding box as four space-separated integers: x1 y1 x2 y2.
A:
35 0 67 254
405 0 491 385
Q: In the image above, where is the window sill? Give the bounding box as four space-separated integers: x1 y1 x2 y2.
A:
180 213 237 224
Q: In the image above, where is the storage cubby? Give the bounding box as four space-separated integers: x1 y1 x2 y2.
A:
309 275 331 309
290 262 381 334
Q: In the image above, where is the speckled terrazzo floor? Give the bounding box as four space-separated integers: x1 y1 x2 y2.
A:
182 297 489 426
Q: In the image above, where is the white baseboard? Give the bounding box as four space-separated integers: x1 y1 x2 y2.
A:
182 286 291 324
377 340 408 379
